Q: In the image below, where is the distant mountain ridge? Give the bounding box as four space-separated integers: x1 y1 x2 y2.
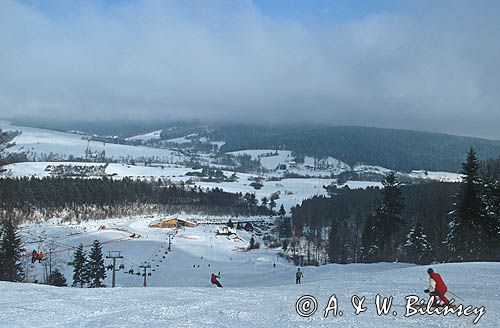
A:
209 125 500 172
6 120 500 172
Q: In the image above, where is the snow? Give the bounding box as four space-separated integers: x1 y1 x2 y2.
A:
409 170 462 183
1 216 497 327
1 162 193 179
0 121 185 162
194 174 333 212
354 164 393 175
125 130 163 141
228 149 293 171
210 140 226 149
228 150 352 177
166 136 192 144
340 180 383 189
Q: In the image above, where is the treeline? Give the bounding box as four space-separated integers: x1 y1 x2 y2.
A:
212 124 500 172
280 149 499 264
0 177 271 222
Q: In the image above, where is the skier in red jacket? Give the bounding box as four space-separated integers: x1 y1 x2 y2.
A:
211 273 222 288
424 268 449 305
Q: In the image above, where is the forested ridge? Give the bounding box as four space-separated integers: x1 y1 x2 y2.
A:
211 124 500 172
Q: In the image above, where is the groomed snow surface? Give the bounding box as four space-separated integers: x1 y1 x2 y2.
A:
1 217 498 327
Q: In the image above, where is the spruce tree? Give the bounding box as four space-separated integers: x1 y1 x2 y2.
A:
87 240 106 288
378 172 405 260
447 148 484 261
72 244 89 287
277 217 292 239
0 220 25 282
360 212 382 263
480 157 500 260
269 199 277 212
278 205 286 217
327 225 339 263
361 173 404 262
403 223 432 264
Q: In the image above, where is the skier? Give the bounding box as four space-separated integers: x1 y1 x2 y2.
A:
424 268 449 306
296 268 303 284
211 273 223 288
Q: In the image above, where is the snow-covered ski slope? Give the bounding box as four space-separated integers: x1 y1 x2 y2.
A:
5 217 499 328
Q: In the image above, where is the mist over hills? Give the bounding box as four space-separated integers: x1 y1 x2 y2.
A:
8 120 500 173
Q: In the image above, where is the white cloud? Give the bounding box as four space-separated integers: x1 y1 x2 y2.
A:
0 0 499 139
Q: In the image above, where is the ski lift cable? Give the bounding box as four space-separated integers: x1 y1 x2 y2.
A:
22 231 77 251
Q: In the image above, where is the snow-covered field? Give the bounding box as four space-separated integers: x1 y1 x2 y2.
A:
125 129 163 142
2 216 499 327
0 121 185 162
2 161 192 180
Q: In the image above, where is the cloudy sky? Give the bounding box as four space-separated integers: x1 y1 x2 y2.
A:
1 0 499 139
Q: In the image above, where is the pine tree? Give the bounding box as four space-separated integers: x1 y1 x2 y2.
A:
72 244 89 288
403 224 432 264
0 220 25 282
48 269 67 287
87 240 106 288
447 149 484 261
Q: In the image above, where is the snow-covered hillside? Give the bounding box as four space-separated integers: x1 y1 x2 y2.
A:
1 122 462 184
125 129 163 142
0 121 185 162
3 215 499 328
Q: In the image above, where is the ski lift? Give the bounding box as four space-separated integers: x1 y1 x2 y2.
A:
31 249 45 263
118 263 125 270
